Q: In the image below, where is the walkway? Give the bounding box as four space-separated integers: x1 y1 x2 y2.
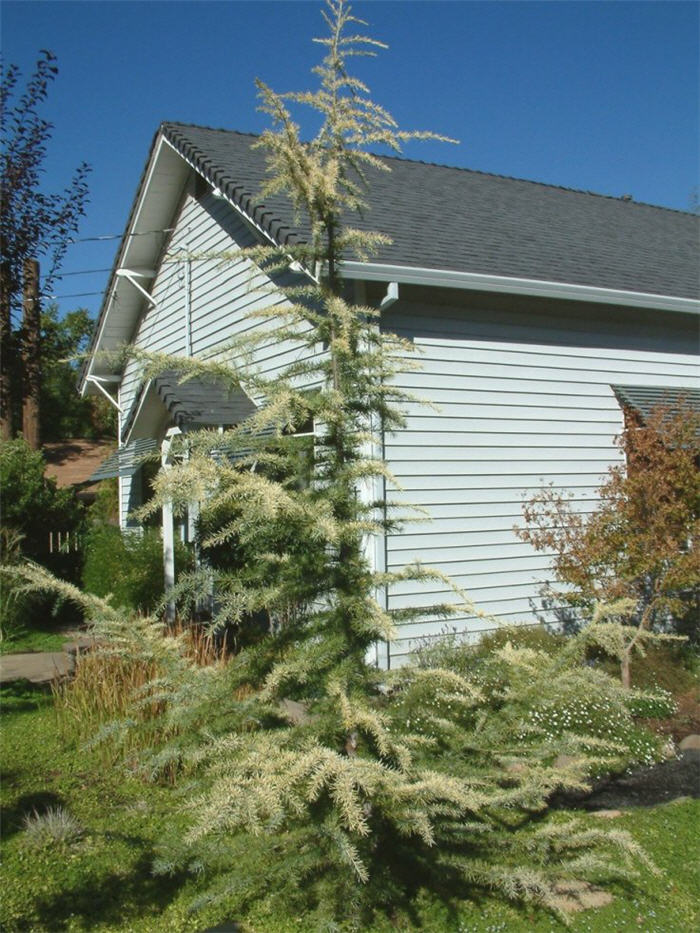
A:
0 640 93 685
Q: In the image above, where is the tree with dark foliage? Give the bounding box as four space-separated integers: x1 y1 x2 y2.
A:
0 50 90 440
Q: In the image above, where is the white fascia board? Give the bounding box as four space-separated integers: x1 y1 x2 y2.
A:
82 135 183 394
161 136 279 250
340 261 700 316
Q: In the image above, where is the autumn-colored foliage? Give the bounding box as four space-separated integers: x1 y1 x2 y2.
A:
517 402 699 685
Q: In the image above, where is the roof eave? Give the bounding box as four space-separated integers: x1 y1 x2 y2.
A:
340 261 700 315
80 131 191 395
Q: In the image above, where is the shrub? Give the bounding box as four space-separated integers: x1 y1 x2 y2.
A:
22 806 83 850
409 623 672 777
0 439 85 638
82 525 194 613
616 642 699 695
0 439 85 568
413 624 564 677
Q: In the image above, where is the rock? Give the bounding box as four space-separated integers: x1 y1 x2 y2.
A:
679 734 700 751
551 880 613 913
554 754 581 770
661 739 677 760
278 698 311 725
590 809 622 819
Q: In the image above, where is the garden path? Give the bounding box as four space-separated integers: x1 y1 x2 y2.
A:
0 650 74 684
0 637 93 684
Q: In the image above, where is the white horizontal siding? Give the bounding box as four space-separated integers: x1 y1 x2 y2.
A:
117 188 319 526
383 298 700 666
120 191 316 420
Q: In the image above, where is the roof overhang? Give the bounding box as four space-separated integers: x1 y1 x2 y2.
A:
340 261 700 316
88 438 160 482
121 369 258 445
82 124 698 398
612 384 700 423
81 133 192 394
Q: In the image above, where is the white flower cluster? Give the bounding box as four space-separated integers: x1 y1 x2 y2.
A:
527 695 659 767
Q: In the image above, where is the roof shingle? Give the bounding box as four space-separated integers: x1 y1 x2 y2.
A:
162 121 699 301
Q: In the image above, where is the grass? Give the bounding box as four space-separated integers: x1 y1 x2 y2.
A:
0 627 72 655
0 683 206 933
382 803 699 933
1 678 698 932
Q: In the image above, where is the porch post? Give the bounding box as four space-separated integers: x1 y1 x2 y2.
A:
162 497 175 622
161 429 180 622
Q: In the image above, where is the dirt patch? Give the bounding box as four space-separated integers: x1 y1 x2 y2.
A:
550 880 613 913
647 687 700 744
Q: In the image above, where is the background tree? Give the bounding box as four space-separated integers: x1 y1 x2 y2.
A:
0 50 90 440
517 403 700 684
0 437 85 639
38 305 115 440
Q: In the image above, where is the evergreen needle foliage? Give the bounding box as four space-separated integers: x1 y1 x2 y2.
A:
135 3 655 925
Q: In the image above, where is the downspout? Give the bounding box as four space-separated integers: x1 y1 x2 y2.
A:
356 280 394 670
183 243 197 547
117 384 125 530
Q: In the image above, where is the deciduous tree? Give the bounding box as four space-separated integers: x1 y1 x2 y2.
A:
517 403 700 685
0 50 90 439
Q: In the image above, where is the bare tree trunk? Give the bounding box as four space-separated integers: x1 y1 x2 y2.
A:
620 651 631 689
0 237 13 440
21 258 41 450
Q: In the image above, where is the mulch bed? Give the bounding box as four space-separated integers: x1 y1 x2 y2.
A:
576 749 700 810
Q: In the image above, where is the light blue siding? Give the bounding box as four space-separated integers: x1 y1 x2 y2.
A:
382 297 699 666
117 187 317 527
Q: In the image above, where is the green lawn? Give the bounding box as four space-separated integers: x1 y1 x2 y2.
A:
0 629 72 655
1 682 697 932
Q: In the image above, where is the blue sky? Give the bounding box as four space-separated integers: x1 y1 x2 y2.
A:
3 0 698 319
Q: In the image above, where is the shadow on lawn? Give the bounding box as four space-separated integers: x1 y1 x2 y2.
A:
1 791 66 840
21 851 191 931
0 680 52 714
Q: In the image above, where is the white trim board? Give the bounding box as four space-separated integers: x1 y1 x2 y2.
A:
340 261 700 316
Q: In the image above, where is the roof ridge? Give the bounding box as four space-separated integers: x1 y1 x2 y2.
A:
160 120 697 218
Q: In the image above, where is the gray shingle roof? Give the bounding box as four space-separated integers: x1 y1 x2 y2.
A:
120 370 257 443
89 438 158 482
612 385 700 423
162 122 699 301
154 370 257 428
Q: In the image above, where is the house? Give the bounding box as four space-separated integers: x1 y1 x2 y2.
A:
82 122 700 667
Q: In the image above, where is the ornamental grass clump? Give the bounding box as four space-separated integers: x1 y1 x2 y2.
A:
22 806 84 851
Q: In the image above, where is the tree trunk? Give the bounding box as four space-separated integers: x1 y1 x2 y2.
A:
21 259 41 450
0 238 13 440
620 651 631 689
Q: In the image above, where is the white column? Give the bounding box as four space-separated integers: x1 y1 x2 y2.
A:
161 429 180 622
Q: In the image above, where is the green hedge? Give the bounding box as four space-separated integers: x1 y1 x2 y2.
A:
82 525 194 613
0 439 86 639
